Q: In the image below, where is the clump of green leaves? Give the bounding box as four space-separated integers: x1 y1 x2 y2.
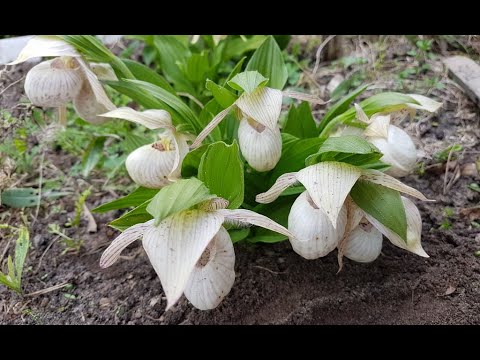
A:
0 225 30 294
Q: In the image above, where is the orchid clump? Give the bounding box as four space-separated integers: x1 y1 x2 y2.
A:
13 35 444 311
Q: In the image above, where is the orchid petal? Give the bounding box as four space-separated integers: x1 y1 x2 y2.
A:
235 87 282 130
296 162 362 228
184 227 235 310
360 169 430 200
255 172 298 204
99 107 174 130
218 209 293 239
8 35 79 65
99 220 154 268
143 210 224 310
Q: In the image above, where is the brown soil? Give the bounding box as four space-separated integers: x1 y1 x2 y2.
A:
1 36 479 325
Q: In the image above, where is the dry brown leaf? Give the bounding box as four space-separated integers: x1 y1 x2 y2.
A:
460 206 480 221
461 163 479 177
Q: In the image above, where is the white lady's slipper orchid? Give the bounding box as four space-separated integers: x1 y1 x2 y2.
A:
256 162 430 259
353 97 441 177
9 35 116 124
190 85 283 172
343 220 383 263
288 191 347 259
237 117 282 172
100 198 294 310
100 107 190 188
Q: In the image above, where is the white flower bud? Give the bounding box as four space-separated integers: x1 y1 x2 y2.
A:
24 57 82 107
237 117 281 172
369 125 417 177
125 138 176 189
288 191 347 259
343 221 383 263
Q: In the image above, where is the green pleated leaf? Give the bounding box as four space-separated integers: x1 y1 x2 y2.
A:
121 58 176 94
223 35 267 61
350 180 407 242
305 135 382 167
93 187 159 213
206 80 237 108
109 201 153 231
283 101 318 139
246 36 288 90
146 178 215 226
198 141 244 209
153 35 196 94
227 71 268 94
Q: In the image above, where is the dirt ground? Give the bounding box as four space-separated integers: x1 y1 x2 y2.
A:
1 35 479 324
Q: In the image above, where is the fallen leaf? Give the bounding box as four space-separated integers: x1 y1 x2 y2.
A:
444 285 456 296
460 206 480 221
461 163 479 177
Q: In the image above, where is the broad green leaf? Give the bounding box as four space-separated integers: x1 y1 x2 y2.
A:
181 52 210 84
270 137 324 184
246 36 288 90
198 141 244 209
181 144 209 178
224 56 247 85
223 35 267 61
0 188 40 208
350 180 407 242
283 101 318 139
305 135 382 167
109 201 153 231
82 136 106 178
124 79 202 133
146 178 215 225
14 226 29 287
153 35 196 94
227 71 268 94
122 59 175 94
93 187 159 213
206 80 237 108
229 228 250 243
319 84 369 132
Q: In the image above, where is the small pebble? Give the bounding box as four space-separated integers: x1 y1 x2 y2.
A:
99 298 111 307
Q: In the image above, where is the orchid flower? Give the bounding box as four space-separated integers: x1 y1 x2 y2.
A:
348 95 442 177
100 107 192 188
100 197 294 310
190 72 326 172
191 81 283 172
8 35 116 124
256 161 430 260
